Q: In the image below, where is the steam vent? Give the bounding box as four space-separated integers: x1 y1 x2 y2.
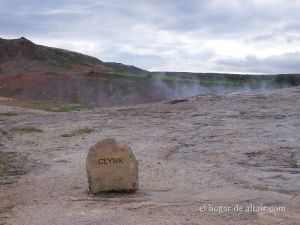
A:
86 138 138 194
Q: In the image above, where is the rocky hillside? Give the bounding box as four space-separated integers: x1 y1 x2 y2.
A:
104 62 149 74
0 37 112 72
0 37 157 106
0 37 300 107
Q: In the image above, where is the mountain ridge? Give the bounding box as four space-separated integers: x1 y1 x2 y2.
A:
0 37 113 72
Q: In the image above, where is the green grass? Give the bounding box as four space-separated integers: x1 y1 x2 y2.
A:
25 140 35 145
49 105 85 112
198 80 218 87
29 102 85 112
160 76 196 84
47 60 72 69
0 151 6 167
0 112 19 116
12 127 43 133
85 71 204 84
62 127 94 137
86 71 149 80
74 92 84 104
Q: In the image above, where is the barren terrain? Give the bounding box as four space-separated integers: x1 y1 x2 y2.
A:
0 87 300 225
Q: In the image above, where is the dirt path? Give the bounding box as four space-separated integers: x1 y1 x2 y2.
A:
0 87 300 225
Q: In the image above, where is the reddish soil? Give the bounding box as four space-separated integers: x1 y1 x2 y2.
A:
0 38 169 106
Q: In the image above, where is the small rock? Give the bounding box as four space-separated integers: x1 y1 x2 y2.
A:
1 213 12 218
86 138 138 194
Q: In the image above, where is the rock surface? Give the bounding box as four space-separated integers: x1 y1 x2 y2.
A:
86 138 138 193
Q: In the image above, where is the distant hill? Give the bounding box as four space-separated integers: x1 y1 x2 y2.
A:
0 37 170 106
104 62 149 74
0 37 94 62
0 37 112 73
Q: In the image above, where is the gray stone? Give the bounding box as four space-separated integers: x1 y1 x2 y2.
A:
86 138 138 194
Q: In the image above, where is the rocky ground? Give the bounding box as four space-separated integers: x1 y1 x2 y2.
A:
0 87 299 225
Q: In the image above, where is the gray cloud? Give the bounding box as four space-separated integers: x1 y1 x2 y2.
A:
214 52 300 74
0 0 300 73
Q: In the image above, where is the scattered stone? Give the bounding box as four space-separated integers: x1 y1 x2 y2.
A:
167 99 189 104
86 138 138 194
0 213 12 218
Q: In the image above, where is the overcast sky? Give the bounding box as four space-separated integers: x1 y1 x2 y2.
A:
1 0 300 73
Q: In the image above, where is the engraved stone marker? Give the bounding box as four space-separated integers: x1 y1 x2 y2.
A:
86 138 138 194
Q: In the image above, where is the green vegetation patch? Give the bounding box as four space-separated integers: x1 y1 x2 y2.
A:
74 92 84 104
47 60 72 69
85 71 204 84
0 112 19 116
86 71 148 80
49 104 85 112
29 102 85 112
0 151 6 167
12 127 43 133
62 127 94 137
25 140 35 145
160 76 197 84
44 72 59 77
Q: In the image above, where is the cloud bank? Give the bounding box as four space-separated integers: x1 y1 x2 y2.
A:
1 0 300 73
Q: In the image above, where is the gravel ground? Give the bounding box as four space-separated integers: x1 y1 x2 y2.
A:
0 87 300 225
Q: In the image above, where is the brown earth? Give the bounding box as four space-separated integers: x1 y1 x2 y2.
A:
0 37 131 106
0 86 299 225
0 37 174 107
